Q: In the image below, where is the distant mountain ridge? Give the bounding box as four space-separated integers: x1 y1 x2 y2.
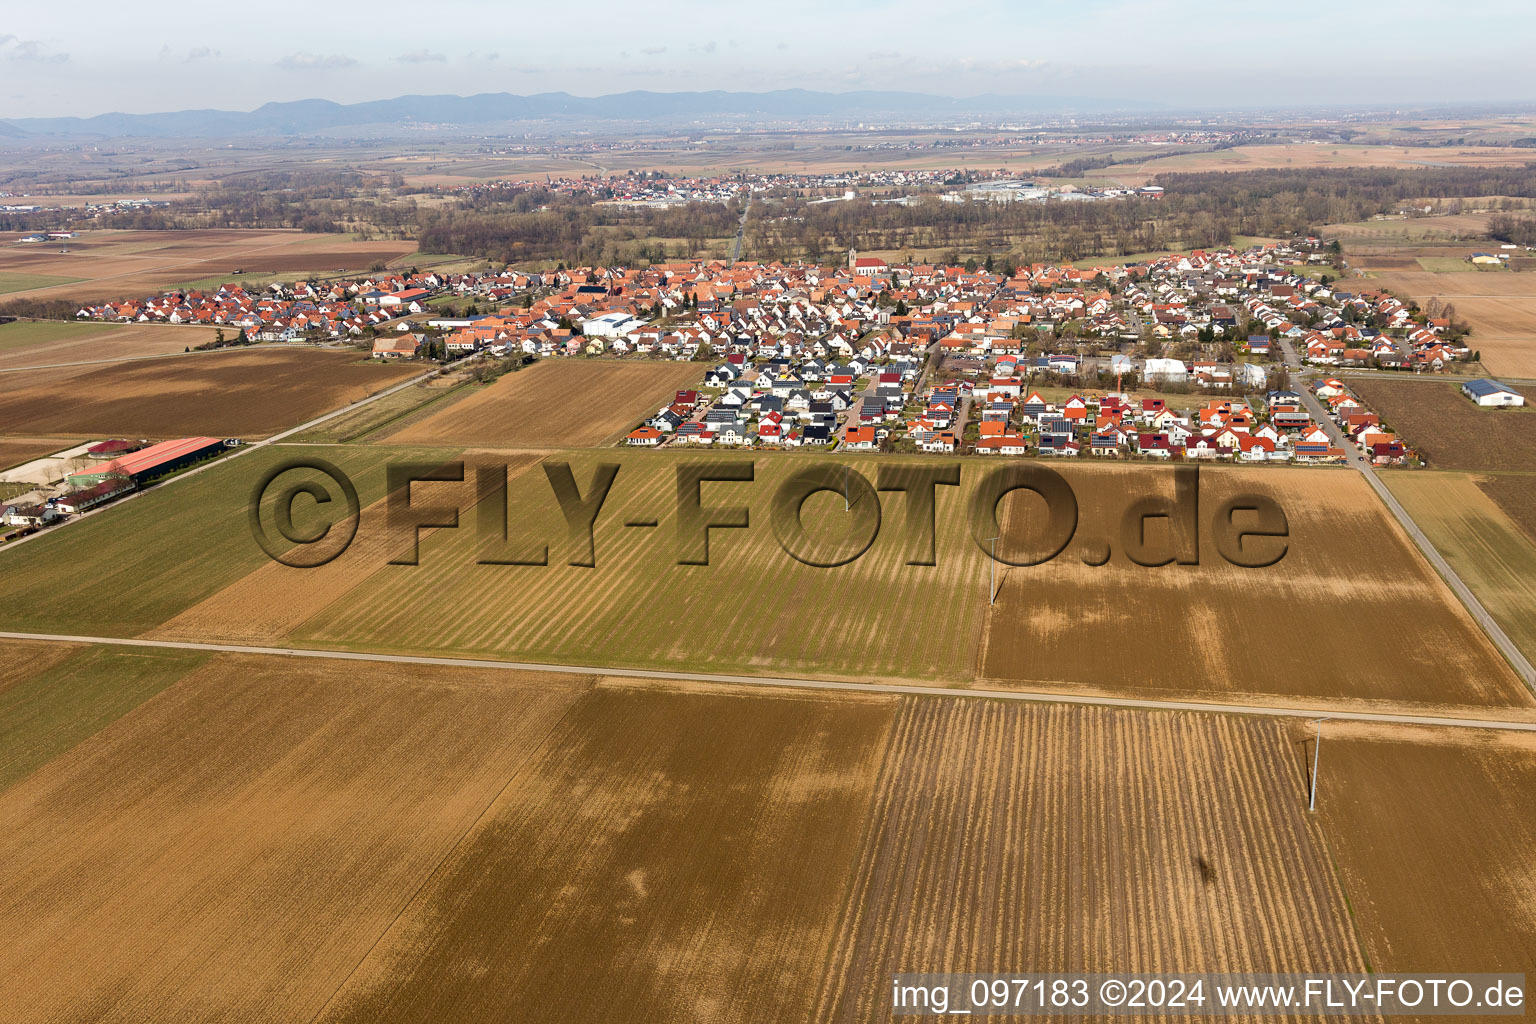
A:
0 89 1130 138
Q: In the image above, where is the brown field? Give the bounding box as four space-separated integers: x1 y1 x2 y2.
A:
0 229 416 303
1314 722 1536 972
0 321 220 371
1363 268 1536 377
0 652 593 1024
816 699 1368 1021
318 680 898 1024
0 437 73 471
383 358 706 448
1113 144 1536 187
981 465 1531 711
1348 377 1536 472
1480 473 1536 544
1323 212 1499 243
0 348 420 439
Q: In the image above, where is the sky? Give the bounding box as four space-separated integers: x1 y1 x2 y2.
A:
4 0 1535 119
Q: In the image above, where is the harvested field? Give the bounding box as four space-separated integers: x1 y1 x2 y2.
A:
318 681 896 1024
0 229 416 303
980 464 1531 711
1314 722 1536 972
816 699 1368 1021
294 451 989 681
383 359 705 448
1384 472 1536 664
0 320 218 371
0 348 420 439
1348 377 1536 472
0 653 592 1024
1363 268 1536 377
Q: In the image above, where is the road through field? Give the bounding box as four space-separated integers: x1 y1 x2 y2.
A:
3 630 1535 734
1280 338 1536 689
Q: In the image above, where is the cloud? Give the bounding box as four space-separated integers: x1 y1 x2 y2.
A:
275 52 357 71
394 49 446 64
640 45 667 55
1 36 69 64
185 46 221 62
688 40 718 54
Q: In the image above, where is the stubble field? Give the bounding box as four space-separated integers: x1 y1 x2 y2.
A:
0 229 417 303
0 348 421 439
980 464 1531 711
381 359 706 449
1347 377 1536 472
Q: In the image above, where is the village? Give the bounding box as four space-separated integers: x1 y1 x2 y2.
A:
60 233 1531 476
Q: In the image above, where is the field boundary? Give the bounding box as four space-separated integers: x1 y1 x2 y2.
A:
5 631 1536 734
0 350 480 557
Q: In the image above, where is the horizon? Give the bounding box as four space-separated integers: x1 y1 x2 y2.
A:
5 0 1536 120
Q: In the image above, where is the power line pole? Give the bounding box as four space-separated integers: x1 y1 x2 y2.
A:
1308 717 1329 812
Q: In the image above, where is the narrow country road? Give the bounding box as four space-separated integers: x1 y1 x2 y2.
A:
2 630 1535 734
1279 337 1536 688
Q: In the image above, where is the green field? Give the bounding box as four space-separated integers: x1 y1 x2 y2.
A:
0 319 119 351
0 272 84 295
293 450 989 680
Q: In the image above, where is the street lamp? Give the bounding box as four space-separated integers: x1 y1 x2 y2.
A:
1308 718 1330 812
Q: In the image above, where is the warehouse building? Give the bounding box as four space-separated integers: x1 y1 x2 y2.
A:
68 437 227 487
1461 378 1527 408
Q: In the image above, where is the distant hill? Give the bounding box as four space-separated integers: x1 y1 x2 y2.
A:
0 89 1131 139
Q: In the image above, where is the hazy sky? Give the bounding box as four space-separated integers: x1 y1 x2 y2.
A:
4 0 1534 118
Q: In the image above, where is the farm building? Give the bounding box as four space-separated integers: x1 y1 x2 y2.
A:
1461 378 1526 408
67 436 227 486
86 439 145 460
55 478 135 514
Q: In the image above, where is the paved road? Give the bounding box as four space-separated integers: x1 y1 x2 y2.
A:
0 350 481 556
3 630 1534 734
1280 337 1536 688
